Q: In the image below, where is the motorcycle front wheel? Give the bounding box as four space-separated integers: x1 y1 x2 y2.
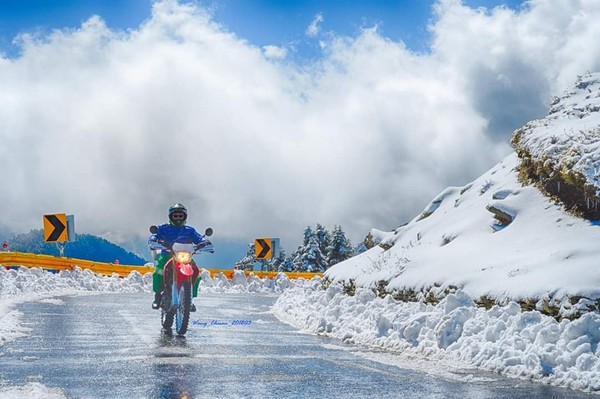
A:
175 281 192 336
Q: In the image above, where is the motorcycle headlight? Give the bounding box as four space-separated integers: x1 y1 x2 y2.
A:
175 251 192 264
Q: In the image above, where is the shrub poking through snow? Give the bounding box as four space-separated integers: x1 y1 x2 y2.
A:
511 73 600 221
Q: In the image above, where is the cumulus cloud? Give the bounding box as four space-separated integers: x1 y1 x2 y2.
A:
430 0 600 140
262 44 287 59
1 0 600 250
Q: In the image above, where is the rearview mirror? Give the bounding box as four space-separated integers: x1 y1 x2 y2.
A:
205 227 213 237
149 225 158 234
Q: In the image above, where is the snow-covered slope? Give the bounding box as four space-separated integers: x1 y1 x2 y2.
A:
274 73 600 393
325 73 600 311
514 73 600 191
512 72 600 220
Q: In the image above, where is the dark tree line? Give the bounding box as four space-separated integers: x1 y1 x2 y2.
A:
237 224 355 272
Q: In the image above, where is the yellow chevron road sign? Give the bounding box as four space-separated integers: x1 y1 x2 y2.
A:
43 213 68 242
255 238 273 260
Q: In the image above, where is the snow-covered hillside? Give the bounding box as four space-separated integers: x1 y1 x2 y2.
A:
323 73 600 315
514 73 600 190
273 73 600 393
512 73 600 221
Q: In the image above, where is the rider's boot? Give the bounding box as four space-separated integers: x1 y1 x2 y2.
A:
162 287 172 310
151 292 161 310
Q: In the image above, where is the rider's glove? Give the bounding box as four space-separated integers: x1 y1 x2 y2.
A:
195 241 214 253
149 238 169 251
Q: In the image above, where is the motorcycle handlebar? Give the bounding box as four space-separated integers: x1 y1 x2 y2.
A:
149 225 214 254
154 240 214 254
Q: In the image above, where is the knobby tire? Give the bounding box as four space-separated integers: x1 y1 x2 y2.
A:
176 281 192 336
162 308 174 330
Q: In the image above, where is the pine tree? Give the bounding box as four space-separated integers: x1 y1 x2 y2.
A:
291 245 305 272
315 223 331 262
237 243 256 271
278 254 294 272
257 257 270 271
327 225 355 268
302 226 313 246
301 234 327 272
292 226 315 272
290 224 354 272
270 248 287 272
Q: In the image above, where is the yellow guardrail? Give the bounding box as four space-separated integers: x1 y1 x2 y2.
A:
0 252 153 277
0 252 322 279
210 269 322 280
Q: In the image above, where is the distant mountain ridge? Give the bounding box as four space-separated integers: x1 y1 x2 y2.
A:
5 229 146 265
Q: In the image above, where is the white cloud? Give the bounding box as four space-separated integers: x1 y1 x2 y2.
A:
262 45 287 59
1 0 600 250
306 13 324 37
430 0 600 139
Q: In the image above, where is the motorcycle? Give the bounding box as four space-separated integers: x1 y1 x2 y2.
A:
149 225 214 336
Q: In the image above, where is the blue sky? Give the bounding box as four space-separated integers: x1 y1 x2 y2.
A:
0 0 524 59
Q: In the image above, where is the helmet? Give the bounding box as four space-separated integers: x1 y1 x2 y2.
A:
168 203 188 226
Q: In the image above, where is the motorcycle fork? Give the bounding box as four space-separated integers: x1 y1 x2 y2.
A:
163 259 179 308
172 261 192 306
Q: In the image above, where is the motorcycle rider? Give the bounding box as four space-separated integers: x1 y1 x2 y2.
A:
148 203 211 310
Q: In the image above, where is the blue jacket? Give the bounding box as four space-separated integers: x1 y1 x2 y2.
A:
148 224 208 252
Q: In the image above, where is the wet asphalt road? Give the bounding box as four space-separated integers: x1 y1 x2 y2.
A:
0 292 593 398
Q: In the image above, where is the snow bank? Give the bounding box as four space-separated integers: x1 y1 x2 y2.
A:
0 266 151 297
274 280 600 392
0 382 68 399
199 269 293 294
0 265 293 300
0 307 30 348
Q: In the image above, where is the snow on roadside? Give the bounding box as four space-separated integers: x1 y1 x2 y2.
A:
199 269 292 294
273 278 600 393
0 266 151 297
0 265 292 304
0 382 68 399
0 307 30 348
